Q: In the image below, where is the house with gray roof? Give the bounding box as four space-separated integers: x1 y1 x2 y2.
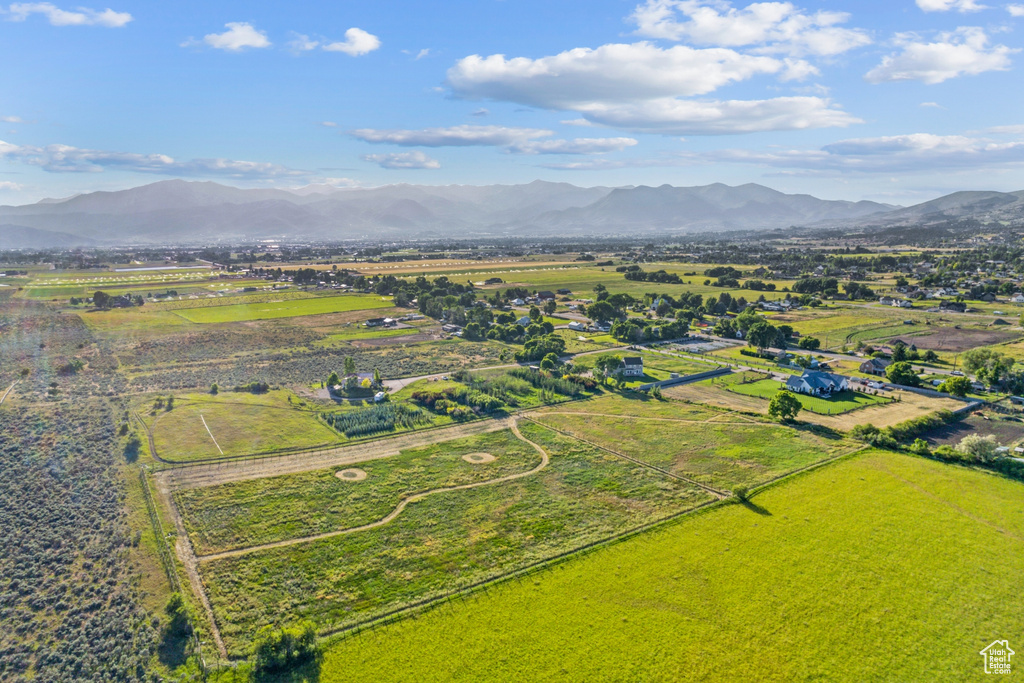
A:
786 371 849 396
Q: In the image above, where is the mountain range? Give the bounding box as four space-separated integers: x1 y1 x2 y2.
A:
1 179 1021 248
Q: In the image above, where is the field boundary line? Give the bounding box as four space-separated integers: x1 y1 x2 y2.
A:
522 414 730 498
199 414 224 455
153 474 228 659
196 417 549 562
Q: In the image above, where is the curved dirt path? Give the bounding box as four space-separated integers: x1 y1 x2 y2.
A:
196 417 550 563
0 380 18 406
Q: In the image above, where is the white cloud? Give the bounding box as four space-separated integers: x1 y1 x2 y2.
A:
446 41 855 135
573 96 857 135
987 123 1024 134
1 115 24 123
920 101 943 107
700 132 1024 172
362 151 440 169
323 27 380 56
865 27 1016 84
201 22 271 52
0 139 303 178
351 125 554 147
416 48 430 60
0 180 23 191
630 0 871 57
449 42 791 106
470 108 489 117
1008 3 1024 15
287 33 319 53
317 121 338 127
916 0 987 12
508 137 639 154
5 2 131 27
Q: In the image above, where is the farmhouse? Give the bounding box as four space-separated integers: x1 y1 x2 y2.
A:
537 291 556 301
786 371 849 396
620 357 644 377
859 357 891 375
567 321 586 332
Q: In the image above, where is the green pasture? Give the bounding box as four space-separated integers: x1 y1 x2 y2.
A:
725 377 891 415
176 429 541 555
172 294 396 323
317 450 1024 682
530 409 851 490
199 421 713 656
144 390 339 462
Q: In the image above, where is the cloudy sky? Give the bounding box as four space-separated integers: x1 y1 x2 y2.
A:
3 0 1024 205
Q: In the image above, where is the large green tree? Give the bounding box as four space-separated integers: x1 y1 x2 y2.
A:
768 391 801 422
885 361 920 387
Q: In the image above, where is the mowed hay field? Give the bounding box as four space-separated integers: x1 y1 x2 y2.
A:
172 293 396 323
529 406 853 490
145 390 339 461
316 450 1024 682
196 421 714 655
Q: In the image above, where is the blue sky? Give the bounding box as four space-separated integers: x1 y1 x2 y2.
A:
3 0 1024 205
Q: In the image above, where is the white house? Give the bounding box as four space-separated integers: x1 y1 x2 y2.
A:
893 299 913 308
516 316 532 326
620 357 644 377
1011 293 1024 304
567 321 587 332
786 371 849 396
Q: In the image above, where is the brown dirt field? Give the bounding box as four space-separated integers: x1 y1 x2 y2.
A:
892 327 1021 352
925 413 1024 446
664 383 963 431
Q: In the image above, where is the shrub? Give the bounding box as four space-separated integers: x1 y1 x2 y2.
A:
252 621 320 674
955 434 998 462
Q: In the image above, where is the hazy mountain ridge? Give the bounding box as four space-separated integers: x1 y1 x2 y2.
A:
2 178 1016 247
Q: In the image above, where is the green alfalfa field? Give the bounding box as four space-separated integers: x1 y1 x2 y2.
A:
311 449 1024 682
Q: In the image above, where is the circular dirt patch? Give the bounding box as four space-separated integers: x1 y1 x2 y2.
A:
462 452 496 464
335 468 367 481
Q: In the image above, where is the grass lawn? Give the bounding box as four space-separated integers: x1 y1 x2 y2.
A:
314 450 1024 682
197 421 713 656
176 429 542 555
530 407 851 490
172 294 395 323
726 377 891 415
144 390 340 461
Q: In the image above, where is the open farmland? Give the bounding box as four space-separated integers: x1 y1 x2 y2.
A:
174 420 714 655
175 429 542 554
529 402 853 490
172 293 397 323
143 390 340 461
316 449 1024 682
